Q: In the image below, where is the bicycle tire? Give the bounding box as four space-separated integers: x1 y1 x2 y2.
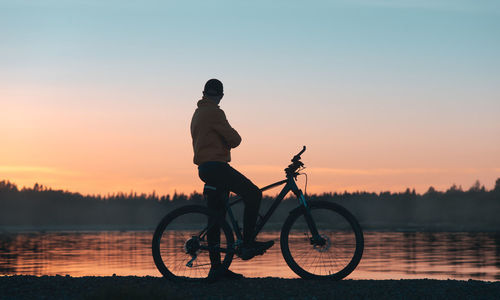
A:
280 200 364 280
152 205 235 281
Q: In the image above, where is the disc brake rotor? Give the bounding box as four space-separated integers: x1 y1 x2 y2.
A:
313 235 331 253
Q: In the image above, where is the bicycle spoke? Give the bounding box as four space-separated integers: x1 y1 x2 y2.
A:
282 203 363 279
152 207 234 280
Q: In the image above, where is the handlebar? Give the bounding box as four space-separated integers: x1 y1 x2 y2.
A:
285 146 306 177
291 146 306 162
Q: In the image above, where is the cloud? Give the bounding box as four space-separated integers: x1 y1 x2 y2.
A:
135 176 171 185
0 165 80 176
238 165 497 176
308 167 445 175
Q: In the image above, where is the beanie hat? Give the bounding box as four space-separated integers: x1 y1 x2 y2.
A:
203 79 223 96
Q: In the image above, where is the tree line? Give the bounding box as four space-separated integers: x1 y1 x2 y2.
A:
0 179 499 231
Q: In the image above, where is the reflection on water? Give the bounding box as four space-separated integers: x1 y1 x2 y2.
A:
0 231 499 280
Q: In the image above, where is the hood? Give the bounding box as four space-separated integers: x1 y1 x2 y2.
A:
197 98 219 109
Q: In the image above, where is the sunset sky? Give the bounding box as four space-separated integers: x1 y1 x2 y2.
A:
1 0 499 196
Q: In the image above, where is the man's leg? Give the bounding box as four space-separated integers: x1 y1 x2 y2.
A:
214 165 262 243
199 162 273 260
199 162 262 243
220 166 274 259
239 183 262 243
204 186 244 281
204 186 228 268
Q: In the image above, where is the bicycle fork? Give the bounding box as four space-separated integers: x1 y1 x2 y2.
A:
295 188 326 247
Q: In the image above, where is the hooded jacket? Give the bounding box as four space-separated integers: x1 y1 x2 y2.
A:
190 98 242 165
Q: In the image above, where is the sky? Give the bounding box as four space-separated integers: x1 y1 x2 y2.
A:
1 0 499 196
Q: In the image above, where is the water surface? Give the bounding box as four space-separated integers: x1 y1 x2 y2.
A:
1 231 499 280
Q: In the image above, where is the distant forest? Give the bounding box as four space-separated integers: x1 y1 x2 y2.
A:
1 179 499 231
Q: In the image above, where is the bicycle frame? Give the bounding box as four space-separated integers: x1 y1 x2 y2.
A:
224 175 321 244
197 146 323 254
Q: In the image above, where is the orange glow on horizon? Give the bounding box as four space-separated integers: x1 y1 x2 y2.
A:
1 164 499 197
2 86 499 197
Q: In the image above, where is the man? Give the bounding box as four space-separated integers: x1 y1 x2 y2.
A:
190 79 274 281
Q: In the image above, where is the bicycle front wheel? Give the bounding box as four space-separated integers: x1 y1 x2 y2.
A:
152 205 234 280
280 201 364 280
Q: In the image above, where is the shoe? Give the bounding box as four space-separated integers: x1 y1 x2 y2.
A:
239 240 274 261
206 266 244 283
223 269 244 280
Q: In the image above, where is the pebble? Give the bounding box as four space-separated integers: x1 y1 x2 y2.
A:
0 276 499 300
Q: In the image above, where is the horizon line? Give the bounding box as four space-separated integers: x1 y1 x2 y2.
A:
1 178 497 198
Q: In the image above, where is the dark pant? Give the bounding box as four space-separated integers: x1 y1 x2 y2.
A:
198 161 262 266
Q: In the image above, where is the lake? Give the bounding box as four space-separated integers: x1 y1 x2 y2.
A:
0 231 499 280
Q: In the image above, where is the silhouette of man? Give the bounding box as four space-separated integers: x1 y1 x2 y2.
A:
191 79 274 281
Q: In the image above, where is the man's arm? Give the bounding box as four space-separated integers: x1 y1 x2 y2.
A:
212 109 242 148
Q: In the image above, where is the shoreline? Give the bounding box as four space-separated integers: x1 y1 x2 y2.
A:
1 275 499 300
2 224 499 233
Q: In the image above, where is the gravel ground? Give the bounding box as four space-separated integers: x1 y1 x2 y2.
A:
1 275 499 300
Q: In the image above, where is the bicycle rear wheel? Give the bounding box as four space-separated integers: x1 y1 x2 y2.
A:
280 201 364 280
152 205 234 280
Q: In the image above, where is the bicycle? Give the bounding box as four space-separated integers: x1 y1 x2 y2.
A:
152 146 364 280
